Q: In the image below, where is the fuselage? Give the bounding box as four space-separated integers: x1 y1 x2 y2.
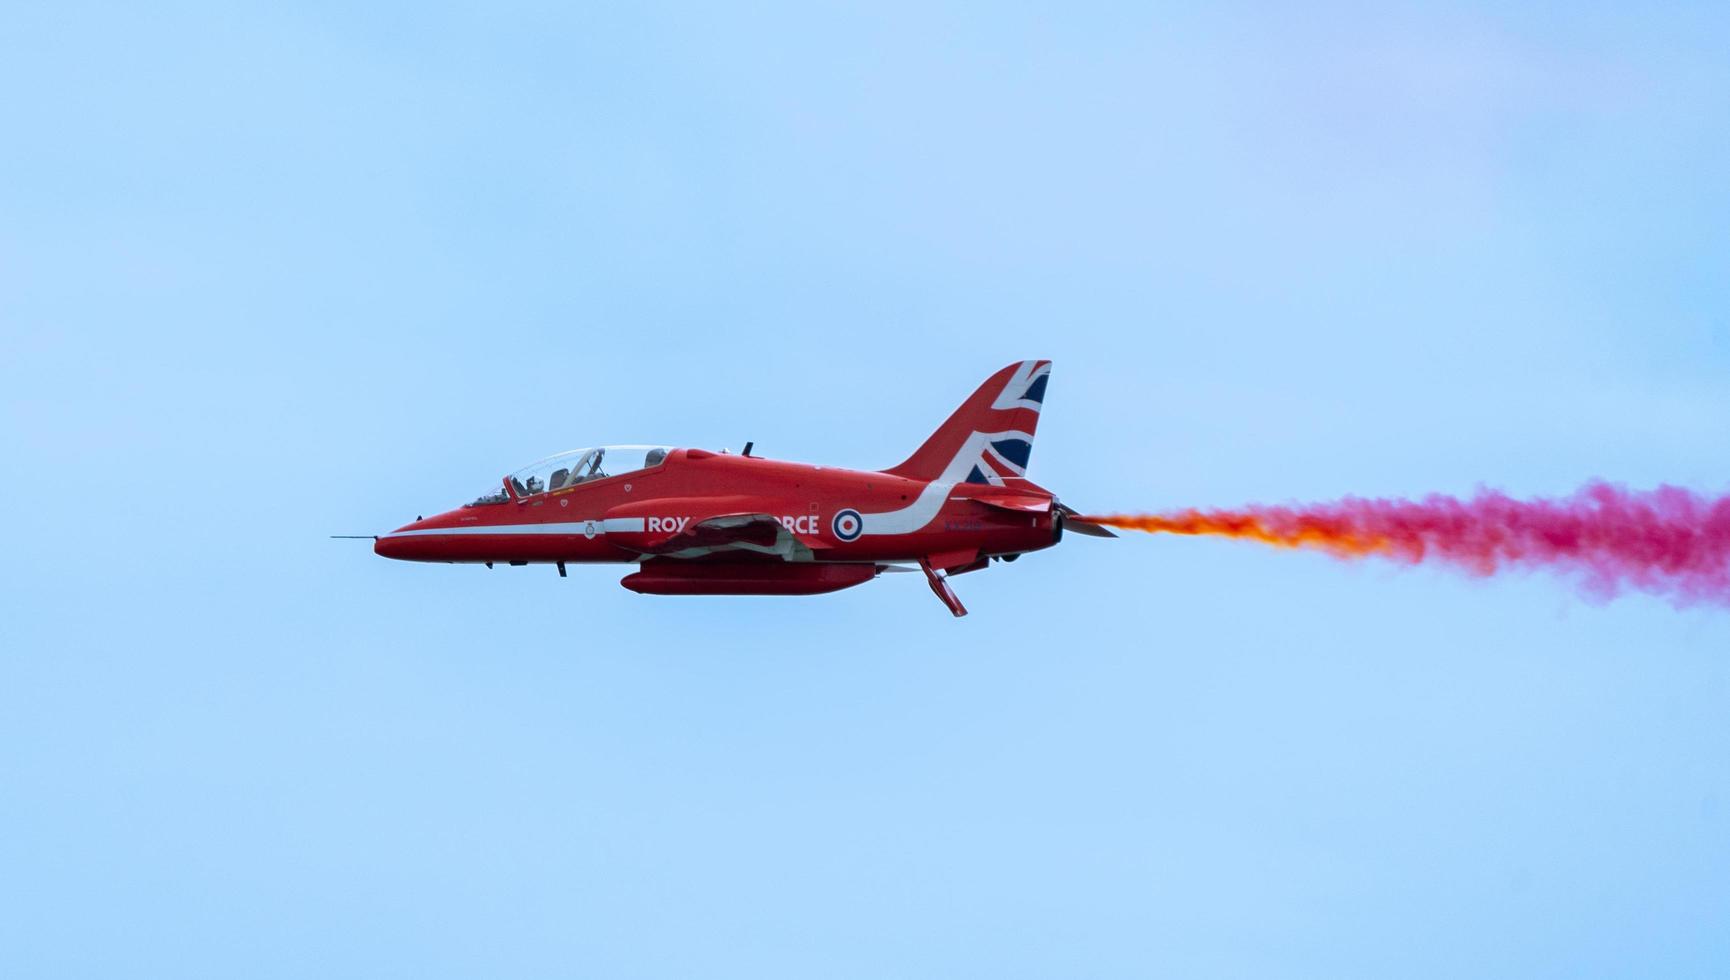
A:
374 448 1061 567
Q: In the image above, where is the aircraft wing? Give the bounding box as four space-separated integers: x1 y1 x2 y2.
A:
641 512 787 554
603 500 822 559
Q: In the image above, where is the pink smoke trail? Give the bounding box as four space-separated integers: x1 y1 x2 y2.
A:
1080 482 1730 607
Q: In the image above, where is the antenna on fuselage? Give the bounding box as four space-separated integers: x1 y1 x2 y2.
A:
741 441 754 457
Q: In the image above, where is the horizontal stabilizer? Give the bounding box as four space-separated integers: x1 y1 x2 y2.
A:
970 491 1053 515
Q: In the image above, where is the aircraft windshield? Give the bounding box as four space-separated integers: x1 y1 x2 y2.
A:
504 445 672 499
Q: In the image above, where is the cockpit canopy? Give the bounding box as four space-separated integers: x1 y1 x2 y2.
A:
469 445 674 505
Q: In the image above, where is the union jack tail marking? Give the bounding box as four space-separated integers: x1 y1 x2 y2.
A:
883 360 1050 485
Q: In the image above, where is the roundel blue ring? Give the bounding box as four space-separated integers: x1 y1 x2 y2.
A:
832 508 864 542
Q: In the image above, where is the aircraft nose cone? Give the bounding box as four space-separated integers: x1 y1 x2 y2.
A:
374 517 427 560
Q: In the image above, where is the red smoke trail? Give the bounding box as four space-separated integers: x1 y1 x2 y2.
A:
1079 482 1730 606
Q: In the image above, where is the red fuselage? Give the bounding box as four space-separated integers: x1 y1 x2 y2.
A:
375 449 1059 569
366 360 1087 616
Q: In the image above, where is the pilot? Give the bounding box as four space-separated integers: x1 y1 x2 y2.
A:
644 448 667 467
524 475 544 494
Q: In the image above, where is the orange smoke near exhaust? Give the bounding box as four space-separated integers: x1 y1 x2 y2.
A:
1078 482 1730 606
1084 510 1395 558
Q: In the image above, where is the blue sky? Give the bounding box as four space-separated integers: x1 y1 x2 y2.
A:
3 2 1728 977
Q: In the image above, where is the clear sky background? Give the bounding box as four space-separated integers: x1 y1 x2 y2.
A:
3 3 1728 977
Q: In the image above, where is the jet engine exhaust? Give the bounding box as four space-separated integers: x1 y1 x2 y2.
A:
1079 482 1730 607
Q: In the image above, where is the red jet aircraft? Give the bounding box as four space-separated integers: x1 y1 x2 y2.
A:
364 360 1112 616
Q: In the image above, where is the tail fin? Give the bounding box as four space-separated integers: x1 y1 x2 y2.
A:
884 360 1050 485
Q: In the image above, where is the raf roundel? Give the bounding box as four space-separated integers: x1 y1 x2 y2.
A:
831 508 864 542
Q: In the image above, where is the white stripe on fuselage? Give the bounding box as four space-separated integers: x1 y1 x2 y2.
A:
382 517 645 538
388 486 967 542
859 481 952 536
